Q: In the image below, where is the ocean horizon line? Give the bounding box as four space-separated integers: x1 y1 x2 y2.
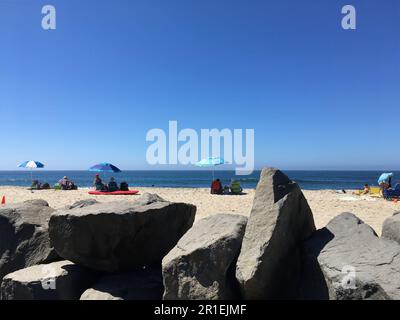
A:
0 169 399 172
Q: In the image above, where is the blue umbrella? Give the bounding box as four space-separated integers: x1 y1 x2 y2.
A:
195 157 227 180
89 163 122 173
89 163 122 186
18 160 45 182
378 173 393 185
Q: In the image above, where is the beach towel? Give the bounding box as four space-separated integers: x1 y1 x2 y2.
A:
369 186 380 195
88 190 139 196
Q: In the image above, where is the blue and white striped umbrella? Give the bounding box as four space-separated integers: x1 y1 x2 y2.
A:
195 157 227 180
18 160 45 182
18 160 45 169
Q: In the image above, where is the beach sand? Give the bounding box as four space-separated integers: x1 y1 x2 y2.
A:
0 186 398 235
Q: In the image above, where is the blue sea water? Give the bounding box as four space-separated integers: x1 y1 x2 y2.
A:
0 170 398 190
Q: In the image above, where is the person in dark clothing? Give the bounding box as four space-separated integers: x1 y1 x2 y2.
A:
108 177 119 192
93 174 107 191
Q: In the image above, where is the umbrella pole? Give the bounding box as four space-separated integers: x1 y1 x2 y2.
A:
30 169 34 193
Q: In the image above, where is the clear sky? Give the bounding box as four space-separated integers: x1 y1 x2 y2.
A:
0 0 399 170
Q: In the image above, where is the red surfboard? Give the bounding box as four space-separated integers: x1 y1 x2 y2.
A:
88 190 139 196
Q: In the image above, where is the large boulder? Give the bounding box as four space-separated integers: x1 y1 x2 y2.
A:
80 267 163 300
236 168 316 299
163 214 247 300
382 212 400 245
0 260 96 300
0 200 59 280
301 212 400 300
49 193 196 272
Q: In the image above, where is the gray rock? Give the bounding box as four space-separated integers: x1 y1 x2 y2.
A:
0 201 59 280
66 199 98 210
0 260 96 300
163 214 248 300
236 168 316 299
80 267 163 300
382 212 400 245
301 212 400 300
49 194 196 272
134 193 166 206
23 199 50 207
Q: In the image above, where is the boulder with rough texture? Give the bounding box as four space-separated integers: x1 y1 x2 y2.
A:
49 193 196 272
0 200 59 280
0 260 96 300
66 199 98 210
382 212 400 245
163 214 248 300
80 267 163 300
236 168 316 299
301 212 400 300
24 199 50 207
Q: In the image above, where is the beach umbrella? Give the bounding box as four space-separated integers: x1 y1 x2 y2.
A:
89 163 122 173
18 160 45 182
378 172 393 185
195 157 226 180
89 163 122 186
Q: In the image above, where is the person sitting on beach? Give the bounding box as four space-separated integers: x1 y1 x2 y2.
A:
353 184 370 195
93 174 107 191
30 180 50 190
31 180 41 190
378 173 393 197
211 179 223 195
379 178 392 197
120 181 129 191
59 176 77 190
108 177 119 192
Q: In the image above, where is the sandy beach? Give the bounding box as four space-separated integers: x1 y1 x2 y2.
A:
0 186 398 235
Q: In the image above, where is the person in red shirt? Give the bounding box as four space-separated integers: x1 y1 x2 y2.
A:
211 179 223 194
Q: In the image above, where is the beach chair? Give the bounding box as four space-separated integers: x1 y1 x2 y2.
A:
369 186 380 195
368 186 382 198
230 181 243 194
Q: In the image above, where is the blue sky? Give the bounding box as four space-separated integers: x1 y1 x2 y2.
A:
0 0 399 170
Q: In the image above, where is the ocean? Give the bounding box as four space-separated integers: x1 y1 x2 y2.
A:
0 170 398 190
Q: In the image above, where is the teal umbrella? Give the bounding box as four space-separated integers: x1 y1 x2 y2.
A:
195 157 227 180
